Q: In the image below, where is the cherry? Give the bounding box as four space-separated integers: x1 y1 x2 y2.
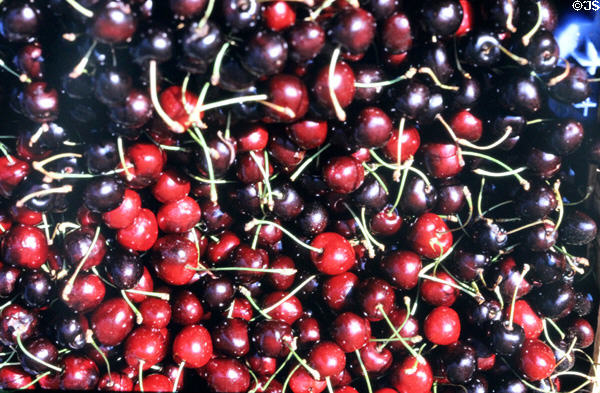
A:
63 226 106 271
313 61 356 115
308 341 346 378
172 290 203 325
242 30 288 77
127 267 154 303
210 317 249 357
91 1 137 44
133 374 172 391
424 306 461 345
201 277 235 310
288 367 327 393
420 0 463 36
356 277 395 322
322 272 358 312
528 250 565 284
2 224 48 270
399 177 437 215
384 308 419 352
262 291 302 325
180 21 224 72
530 281 575 320
51 313 87 350
60 354 99 390
268 134 306 171
382 126 420 164
0 365 33 389
157 196 201 233
173 324 213 368
370 207 403 236
94 68 132 107
20 337 59 375
353 107 393 148
117 208 159 252
310 232 355 275
490 321 525 356
549 65 590 104
354 65 385 102
287 119 328 150
90 298 135 346
102 188 141 229
20 82 59 123
262 1 295 32
151 234 198 286
503 300 543 340
0 265 19 298
0 303 38 346
19 270 54 308
264 74 309 123
200 357 251 393
0 2 41 42
157 86 198 132
16 43 44 80
124 326 167 370
287 21 325 63
331 312 371 353
236 125 269 152
105 249 143 289
331 8 376 54
389 355 433 393
559 210 598 246
121 143 165 189
443 342 476 384
408 213 453 259
222 0 259 32
422 143 464 179
251 320 293 358
382 13 412 54
420 271 459 307
523 221 557 252
322 156 365 194
518 339 555 381
567 318 594 348
379 250 421 290
98 372 132 391
450 110 482 142
82 176 125 213
170 0 207 19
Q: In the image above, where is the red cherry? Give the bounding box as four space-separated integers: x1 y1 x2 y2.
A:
355 341 392 374
0 156 30 198
422 143 464 179
263 1 296 31
382 13 412 54
134 374 172 392
120 143 165 189
62 273 106 313
1 224 48 269
98 372 133 391
334 387 359 393
518 339 555 381
226 298 253 321
264 74 309 123
151 234 198 286
77 206 100 227
236 152 274 184
248 353 277 376
503 300 543 339
323 156 365 194
0 304 38 345
322 272 358 311
124 326 167 370
159 86 198 132
313 61 356 113
309 341 346 378
199 358 251 393
288 367 327 393
370 209 403 236
63 226 107 271
296 316 321 347
420 271 459 306
151 169 190 203
389 356 433 393
157 196 201 233
567 318 594 348
357 277 396 321
331 312 371 352
408 213 453 259
287 119 328 150
354 107 393 148
173 324 213 368
386 308 419 352
455 0 473 36
102 189 141 229
380 250 422 290
128 267 154 303
207 231 241 264
423 306 461 345
237 125 269 152
268 134 306 172
9 205 41 225
116 208 159 252
0 209 12 234
263 291 303 325
60 354 99 390
0 365 33 390
450 110 483 142
310 232 356 275
90 298 135 346
172 290 204 325
140 298 171 329
383 127 420 163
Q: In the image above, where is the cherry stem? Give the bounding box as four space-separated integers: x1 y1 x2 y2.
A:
189 228 217 279
453 38 472 79
395 117 406 173
521 0 543 46
254 351 293 393
86 329 113 386
196 0 215 30
362 206 385 251
238 286 273 321
473 166 527 178
124 289 170 300
377 304 425 363
544 317 566 339
138 360 145 393
28 123 49 147
325 377 334 393
195 94 269 115
16 333 63 373
418 67 459 91
188 127 218 203
285 340 321 381
32 152 92 180
507 264 530 330
505 2 517 32
257 100 296 119
369 150 430 187
245 219 323 253
0 59 30 83
495 44 528 65
437 114 512 150
329 46 346 121
389 159 413 214
461 150 530 190
69 40 97 79
0 142 15 164
190 266 297 276
553 180 564 231
547 59 570 87
172 361 185 392
211 42 231 86
588 77 600 82
15 184 73 208
249 150 274 209
148 60 185 133
378 297 412 350
187 173 233 184
343 203 377 258
362 163 388 194
354 67 417 88
117 137 134 181
121 290 143 324
261 275 316 315
564 186 593 206
503 219 552 236
251 221 262 250
309 0 335 20
290 143 331 182
65 0 94 17
187 81 209 129
20 371 51 390
443 186 473 234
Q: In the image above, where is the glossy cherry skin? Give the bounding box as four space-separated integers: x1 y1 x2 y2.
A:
20 337 58 375
60 354 99 390
124 326 167 370
116 208 159 252
380 250 421 290
422 143 464 179
263 291 303 325
287 20 325 63
408 213 453 259
151 169 190 204
242 30 288 77
420 271 459 306
308 341 346 378
518 339 555 381
133 374 172 392
1 224 48 269
127 267 154 303
157 196 201 233
389 356 433 393
121 143 165 188
490 321 525 356
384 308 419 352
0 304 38 346
173 324 213 368
83 177 125 213
331 8 376 54
169 0 207 18
287 366 327 393
20 82 59 123
90 1 136 43
382 12 412 54
559 210 598 246
322 272 358 312
530 281 575 320
102 189 141 229
151 234 198 286
251 320 293 358
199 357 251 393
331 312 372 354
371 208 403 236
202 277 235 310
98 372 133 391
356 277 395 321
262 1 295 31
503 300 543 340
236 125 269 152
424 306 461 345
354 107 393 148
212 318 249 357
322 156 365 194
420 0 463 36
450 110 483 142
313 62 356 113
158 86 198 132
139 298 171 329
172 290 203 325
264 74 309 123
90 298 135 346
307 232 354 275
287 119 328 150
567 318 594 348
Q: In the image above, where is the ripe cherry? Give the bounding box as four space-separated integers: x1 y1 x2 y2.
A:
139 298 171 329
117 208 159 252
370 208 403 236
264 74 309 123
151 234 198 286
60 354 99 390
313 62 355 114
389 356 433 393
102 188 141 229
322 272 358 312
420 271 459 306
124 326 167 370
331 312 371 353
310 232 355 275
91 1 137 44
151 169 190 204
172 290 203 325
2 224 48 269
382 13 412 54
262 291 303 325
503 300 543 340
331 8 376 54
450 110 482 142
380 250 421 290
262 1 296 31
287 21 325 63
518 339 555 381
200 358 251 393
173 324 213 368
134 374 172 392
287 119 328 150
356 277 395 321
422 143 464 179
420 0 463 36
424 306 461 345
322 156 365 194
567 318 594 348
212 318 249 357
408 213 453 259
20 82 59 123
308 341 346 378
90 298 135 346
157 196 201 233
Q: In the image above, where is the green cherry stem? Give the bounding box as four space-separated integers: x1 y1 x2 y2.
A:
16 332 63 373
329 46 346 121
461 150 530 190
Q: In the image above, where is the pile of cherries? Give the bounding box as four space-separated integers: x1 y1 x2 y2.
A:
0 0 599 392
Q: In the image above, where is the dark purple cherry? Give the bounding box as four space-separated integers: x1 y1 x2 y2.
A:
471 219 507 254
499 76 541 115
490 321 524 355
94 68 132 107
222 0 259 32
549 65 590 104
389 80 430 119
90 1 137 44
0 2 41 42
526 148 561 179
242 30 288 77
170 0 207 19
525 31 559 73
20 271 54 308
399 177 437 215
130 26 173 65
330 8 376 54
524 221 557 252
559 210 597 246
272 183 304 221
546 119 584 155
180 21 224 65
420 0 464 37
354 65 385 103
369 0 398 19
382 12 412 54
529 250 565 284
83 176 125 213
353 107 392 148
443 343 476 384
353 176 389 212
514 183 557 219
484 0 519 33
530 281 575 319
287 21 325 63
20 82 59 123
20 337 58 375
105 249 143 289
297 202 329 236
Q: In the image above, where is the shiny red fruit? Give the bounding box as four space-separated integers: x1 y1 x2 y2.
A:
157 196 201 233
102 189 141 229
408 213 453 259
389 356 433 393
310 232 355 275
90 298 135 346
173 324 213 368
423 306 461 345
116 208 159 252
518 339 555 381
1 224 48 269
